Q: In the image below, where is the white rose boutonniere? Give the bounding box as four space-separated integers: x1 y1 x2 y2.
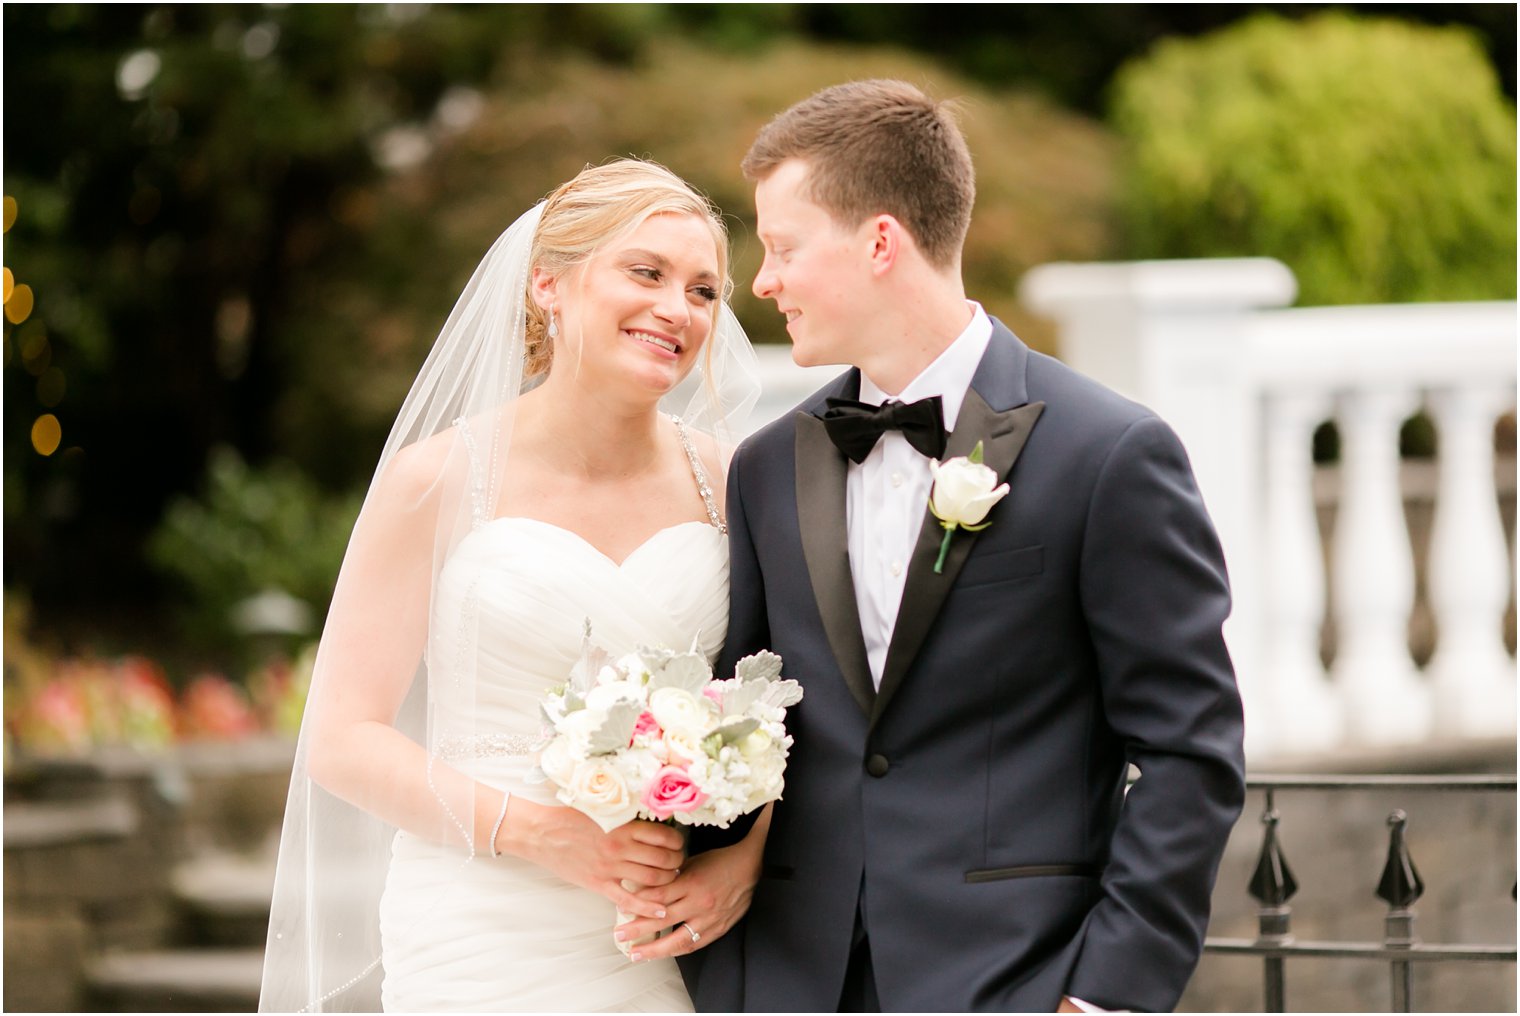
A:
928 440 1009 573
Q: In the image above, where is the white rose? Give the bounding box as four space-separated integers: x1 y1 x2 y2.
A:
744 752 786 810
585 679 644 712
928 454 1009 528
538 736 578 787
737 728 773 759
556 708 604 755
663 728 709 766
616 652 652 683
561 758 640 831
649 687 713 736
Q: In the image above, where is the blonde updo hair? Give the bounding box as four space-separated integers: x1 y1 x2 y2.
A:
524 159 731 379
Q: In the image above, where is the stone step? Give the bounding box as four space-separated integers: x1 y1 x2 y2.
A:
3 794 138 849
171 850 276 947
86 947 263 1013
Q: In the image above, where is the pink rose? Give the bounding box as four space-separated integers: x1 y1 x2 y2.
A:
631 711 660 743
701 686 724 706
641 765 707 821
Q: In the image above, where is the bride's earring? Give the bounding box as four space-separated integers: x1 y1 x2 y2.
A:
547 304 559 340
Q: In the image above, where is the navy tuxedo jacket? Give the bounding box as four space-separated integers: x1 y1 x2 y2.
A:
680 320 1246 1012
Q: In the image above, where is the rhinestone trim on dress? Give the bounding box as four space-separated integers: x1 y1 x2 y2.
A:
435 732 540 760
673 416 726 534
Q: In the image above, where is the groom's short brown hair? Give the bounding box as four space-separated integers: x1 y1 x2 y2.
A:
742 79 975 269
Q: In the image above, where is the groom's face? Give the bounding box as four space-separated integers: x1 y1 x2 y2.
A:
752 160 874 369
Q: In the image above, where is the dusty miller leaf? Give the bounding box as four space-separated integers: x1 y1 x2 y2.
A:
648 652 711 693
586 700 642 755
570 624 611 697
759 680 804 710
713 718 760 744
721 680 768 716
734 651 783 684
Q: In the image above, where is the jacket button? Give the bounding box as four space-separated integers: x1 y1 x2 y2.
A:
866 754 890 778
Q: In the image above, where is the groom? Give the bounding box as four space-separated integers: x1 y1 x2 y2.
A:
673 80 1246 1012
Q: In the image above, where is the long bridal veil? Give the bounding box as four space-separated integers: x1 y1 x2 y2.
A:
258 179 759 1011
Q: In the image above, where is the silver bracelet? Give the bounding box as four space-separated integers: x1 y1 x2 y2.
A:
489 790 511 858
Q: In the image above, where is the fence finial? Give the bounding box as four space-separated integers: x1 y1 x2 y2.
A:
1249 805 1299 908
1376 809 1425 909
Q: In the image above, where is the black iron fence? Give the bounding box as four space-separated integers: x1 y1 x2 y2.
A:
1204 774 1517 1012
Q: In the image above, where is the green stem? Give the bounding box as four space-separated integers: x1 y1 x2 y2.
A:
934 527 955 574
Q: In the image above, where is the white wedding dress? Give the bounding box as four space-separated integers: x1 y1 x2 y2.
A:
377 447 726 1011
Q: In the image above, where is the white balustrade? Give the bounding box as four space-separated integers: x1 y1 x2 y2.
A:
1018 259 1516 760
1330 388 1430 743
1260 392 1342 750
1427 386 1517 737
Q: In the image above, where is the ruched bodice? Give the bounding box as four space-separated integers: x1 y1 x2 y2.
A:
379 516 726 1011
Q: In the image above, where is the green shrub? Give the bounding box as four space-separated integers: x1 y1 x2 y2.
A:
1111 13 1516 305
148 448 361 651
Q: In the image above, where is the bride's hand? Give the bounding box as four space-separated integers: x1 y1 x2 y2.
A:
615 838 762 961
615 806 771 960
500 798 685 919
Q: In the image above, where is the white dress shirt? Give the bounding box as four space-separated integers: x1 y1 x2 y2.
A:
847 303 991 688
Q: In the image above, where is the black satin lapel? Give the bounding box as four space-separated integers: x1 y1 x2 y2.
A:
794 413 875 717
870 391 1046 729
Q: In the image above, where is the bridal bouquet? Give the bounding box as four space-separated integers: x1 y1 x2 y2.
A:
533 630 801 956
533 631 802 833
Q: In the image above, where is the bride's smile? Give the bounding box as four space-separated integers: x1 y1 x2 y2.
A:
534 211 722 401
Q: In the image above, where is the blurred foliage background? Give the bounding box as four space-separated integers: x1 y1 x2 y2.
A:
3 3 1515 682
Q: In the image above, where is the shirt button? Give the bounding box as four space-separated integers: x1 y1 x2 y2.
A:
866 754 890 778
891 472 904 488
890 561 903 577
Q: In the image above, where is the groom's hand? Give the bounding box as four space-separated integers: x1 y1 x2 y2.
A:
616 837 764 961
503 799 685 919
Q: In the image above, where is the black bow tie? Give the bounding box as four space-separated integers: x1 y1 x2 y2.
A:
820 395 947 464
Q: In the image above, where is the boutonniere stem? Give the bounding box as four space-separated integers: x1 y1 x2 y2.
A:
927 441 1009 574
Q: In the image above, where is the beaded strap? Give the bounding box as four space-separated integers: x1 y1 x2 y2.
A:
673 416 725 534
453 415 488 530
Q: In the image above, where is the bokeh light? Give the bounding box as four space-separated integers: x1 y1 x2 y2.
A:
3 195 15 233
3 267 14 303
31 414 61 456
116 49 161 100
6 283 35 324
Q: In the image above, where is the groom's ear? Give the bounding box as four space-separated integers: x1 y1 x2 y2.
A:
866 214 905 278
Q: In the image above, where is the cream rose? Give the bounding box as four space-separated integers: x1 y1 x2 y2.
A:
561 758 640 831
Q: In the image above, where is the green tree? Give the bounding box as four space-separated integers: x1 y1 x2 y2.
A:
2 5 534 636
1111 12 1517 305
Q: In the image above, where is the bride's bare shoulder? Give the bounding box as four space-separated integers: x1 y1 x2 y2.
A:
374 418 482 508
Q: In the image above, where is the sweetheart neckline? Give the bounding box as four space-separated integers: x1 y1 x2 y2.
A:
479 516 721 569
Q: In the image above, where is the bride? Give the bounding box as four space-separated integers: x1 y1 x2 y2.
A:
259 160 767 1012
